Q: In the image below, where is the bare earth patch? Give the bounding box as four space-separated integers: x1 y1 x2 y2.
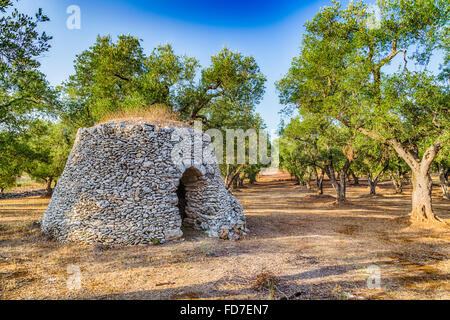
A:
0 175 449 300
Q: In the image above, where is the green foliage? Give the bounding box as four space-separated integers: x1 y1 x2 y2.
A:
0 133 29 191
62 37 198 126
244 164 263 184
24 122 73 190
177 47 266 124
387 151 410 193
151 238 161 245
281 115 353 174
206 96 267 187
0 1 56 191
351 136 390 180
279 137 309 184
63 36 266 127
380 71 449 149
0 1 55 129
280 114 354 200
277 0 448 145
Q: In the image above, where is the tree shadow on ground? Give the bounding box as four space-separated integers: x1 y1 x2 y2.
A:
86 258 450 300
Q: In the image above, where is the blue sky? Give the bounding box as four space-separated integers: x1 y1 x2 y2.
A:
15 0 337 134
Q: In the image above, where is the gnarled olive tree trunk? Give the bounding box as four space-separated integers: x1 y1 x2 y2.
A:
358 129 445 224
44 178 53 198
391 172 404 194
350 170 359 185
438 165 449 200
225 164 244 190
305 167 312 190
314 168 324 195
368 175 378 195
324 159 351 203
368 165 388 195
410 169 435 222
390 140 443 223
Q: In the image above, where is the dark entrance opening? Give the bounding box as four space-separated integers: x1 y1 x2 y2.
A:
176 181 187 221
176 167 203 230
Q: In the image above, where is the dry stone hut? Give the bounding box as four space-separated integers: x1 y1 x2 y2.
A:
41 120 247 245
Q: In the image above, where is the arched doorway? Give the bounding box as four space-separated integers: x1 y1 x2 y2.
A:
176 167 204 230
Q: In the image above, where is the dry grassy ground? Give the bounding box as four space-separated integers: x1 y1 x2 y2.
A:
1 174 449 300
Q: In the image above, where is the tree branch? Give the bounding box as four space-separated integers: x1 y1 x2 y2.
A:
113 73 131 82
420 142 442 173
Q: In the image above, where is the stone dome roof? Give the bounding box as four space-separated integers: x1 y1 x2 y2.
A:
42 121 247 245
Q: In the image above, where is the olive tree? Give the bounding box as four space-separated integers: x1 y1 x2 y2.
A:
277 0 449 223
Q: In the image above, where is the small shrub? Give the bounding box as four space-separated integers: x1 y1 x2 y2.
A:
253 270 279 294
151 238 161 245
